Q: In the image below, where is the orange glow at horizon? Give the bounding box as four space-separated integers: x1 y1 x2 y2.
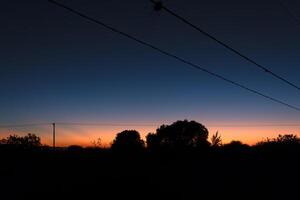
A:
1 123 299 147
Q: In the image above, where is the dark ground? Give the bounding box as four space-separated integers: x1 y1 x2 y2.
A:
0 145 299 200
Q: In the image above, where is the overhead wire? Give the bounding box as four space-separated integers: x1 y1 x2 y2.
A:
150 0 300 91
47 0 300 112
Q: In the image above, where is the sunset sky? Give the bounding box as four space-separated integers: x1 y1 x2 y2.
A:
1 0 300 146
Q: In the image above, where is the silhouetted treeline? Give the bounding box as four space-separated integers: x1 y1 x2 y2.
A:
0 120 299 200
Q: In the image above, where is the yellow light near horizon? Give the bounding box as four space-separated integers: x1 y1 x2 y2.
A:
44 126 300 147
1 124 299 147
208 126 300 145
52 125 157 147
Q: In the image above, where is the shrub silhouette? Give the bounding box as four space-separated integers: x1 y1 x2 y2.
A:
255 134 300 154
111 130 145 152
256 134 300 146
222 140 250 154
223 140 248 148
67 145 84 152
0 133 41 148
147 120 210 150
275 134 300 144
211 131 222 147
90 137 102 148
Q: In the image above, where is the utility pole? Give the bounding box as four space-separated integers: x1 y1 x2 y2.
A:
52 123 56 149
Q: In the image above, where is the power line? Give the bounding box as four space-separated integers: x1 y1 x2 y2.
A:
150 0 300 91
279 1 300 26
47 0 300 112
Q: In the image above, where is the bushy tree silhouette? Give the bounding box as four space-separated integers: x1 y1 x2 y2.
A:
147 120 210 150
255 134 300 153
275 134 300 144
222 140 250 154
223 140 248 148
0 133 41 148
256 134 300 146
111 130 145 152
146 133 160 150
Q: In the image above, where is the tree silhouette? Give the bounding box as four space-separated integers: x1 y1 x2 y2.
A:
0 133 41 148
255 134 300 152
146 133 160 150
111 130 145 152
275 134 300 144
147 120 210 150
222 140 250 153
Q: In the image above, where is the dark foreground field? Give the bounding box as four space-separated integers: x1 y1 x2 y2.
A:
1 145 299 200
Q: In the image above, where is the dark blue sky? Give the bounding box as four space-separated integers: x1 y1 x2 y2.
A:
1 0 300 144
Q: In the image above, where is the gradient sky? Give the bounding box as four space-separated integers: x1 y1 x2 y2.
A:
1 0 300 146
